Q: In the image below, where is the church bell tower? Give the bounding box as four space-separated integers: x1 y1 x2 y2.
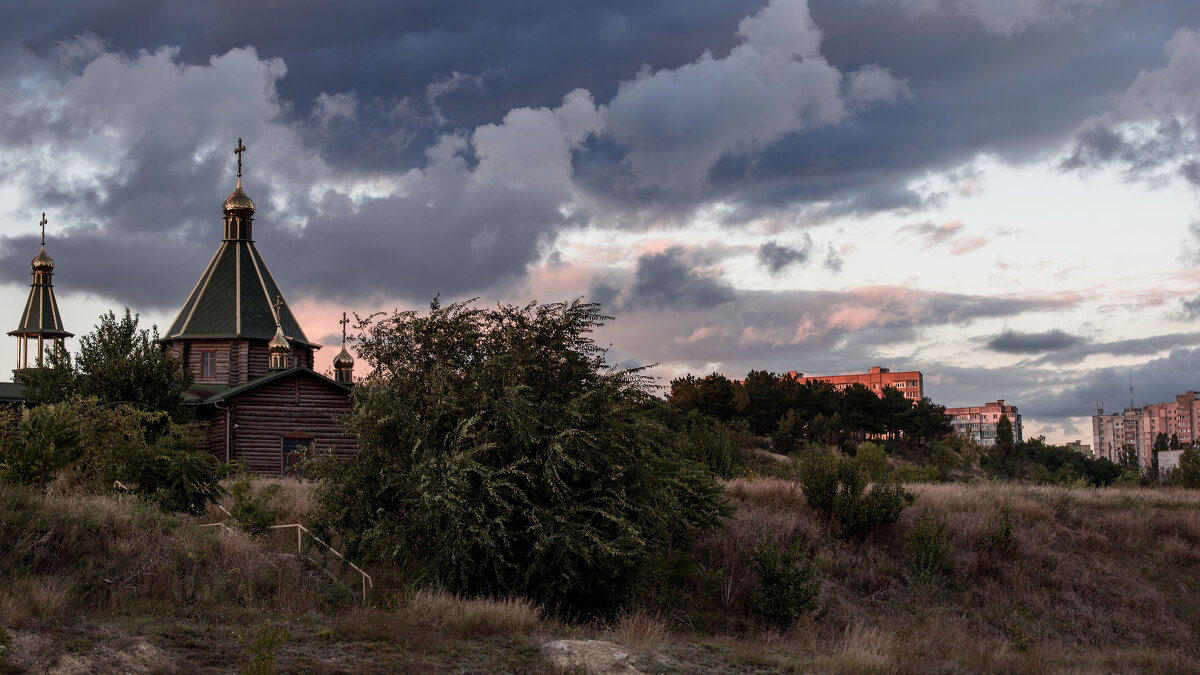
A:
9 213 72 374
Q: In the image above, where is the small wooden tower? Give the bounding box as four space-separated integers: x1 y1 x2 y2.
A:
9 213 72 374
333 312 354 385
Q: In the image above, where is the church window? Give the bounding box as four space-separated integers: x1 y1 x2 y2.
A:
201 351 216 379
281 436 314 478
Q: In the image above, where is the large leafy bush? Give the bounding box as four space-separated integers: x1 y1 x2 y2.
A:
313 299 730 615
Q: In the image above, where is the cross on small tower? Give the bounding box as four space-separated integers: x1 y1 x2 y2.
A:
39 212 47 246
339 312 349 344
274 294 284 325
234 138 247 178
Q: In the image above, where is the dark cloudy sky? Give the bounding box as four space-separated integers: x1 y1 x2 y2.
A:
3 0 1200 442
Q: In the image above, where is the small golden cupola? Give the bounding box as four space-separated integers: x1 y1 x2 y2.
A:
9 213 73 372
223 138 256 240
268 294 292 371
333 312 354 385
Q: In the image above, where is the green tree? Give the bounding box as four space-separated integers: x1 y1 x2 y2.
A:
1170 446 1200 488
22 309 193 418
993 414 1015 462
1151 432 1170 483
904 397 953 446
312 298 730 615
879 386 913 441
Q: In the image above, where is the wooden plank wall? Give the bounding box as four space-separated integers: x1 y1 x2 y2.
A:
202 374 358 476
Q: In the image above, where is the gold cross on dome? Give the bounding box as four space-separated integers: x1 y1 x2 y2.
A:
339 312 349 342
274 294 284 324
39 212 47 246
234 138 247 178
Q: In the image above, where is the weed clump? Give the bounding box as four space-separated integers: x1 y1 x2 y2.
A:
979 504 1016 553
241 620 290 675
907 514 953 579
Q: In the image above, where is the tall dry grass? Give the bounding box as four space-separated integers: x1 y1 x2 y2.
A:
0 483 323 626
692 476 1200 671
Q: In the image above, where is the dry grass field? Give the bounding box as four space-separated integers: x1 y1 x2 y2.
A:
3 476 1200 673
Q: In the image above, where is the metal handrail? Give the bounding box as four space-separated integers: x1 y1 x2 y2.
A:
268 523 374 603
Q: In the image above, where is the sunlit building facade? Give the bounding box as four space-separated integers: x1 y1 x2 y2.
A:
946 400 1023 447
786 366 924 400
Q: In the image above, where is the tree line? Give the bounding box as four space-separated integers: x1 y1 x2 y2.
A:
666 370 953 451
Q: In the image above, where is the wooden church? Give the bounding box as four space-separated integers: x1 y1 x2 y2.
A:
164 140 359 474
9 140 361 475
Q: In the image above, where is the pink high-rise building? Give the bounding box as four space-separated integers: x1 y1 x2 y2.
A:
1091 391 1200 466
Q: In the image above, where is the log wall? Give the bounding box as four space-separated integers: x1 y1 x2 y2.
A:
199 373 357 476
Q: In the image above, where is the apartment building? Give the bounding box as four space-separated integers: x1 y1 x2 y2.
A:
786 366 924 400
1091 391 1200 467
946 400 1023 447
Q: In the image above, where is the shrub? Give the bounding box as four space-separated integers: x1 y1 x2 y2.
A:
799 450 914 537
312 299 731 616
121 424 224 515
745 534 819 629
893 463 941 483
798 449 842 514
229 474 284 535
907 514 953 579
854 442 890 482
0 402 83 487
675 413 742 478
242 620 290 675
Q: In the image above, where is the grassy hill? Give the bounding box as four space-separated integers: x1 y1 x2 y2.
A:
3 476 1200 673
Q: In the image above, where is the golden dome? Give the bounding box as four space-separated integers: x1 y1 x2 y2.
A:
268 324 291 355
223 183 256 214
333 346 354 369
31 246 54 273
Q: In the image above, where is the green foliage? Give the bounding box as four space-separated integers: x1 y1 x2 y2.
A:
991 414 1015 463
313 298 731 616
979 504 1016 553
229 474 284 535
1169 447 1200 488
928 440 959 480
908 514 953 579
0 402 83 487
668 372 737 421
241 620 291 675
745 535 819 629
20 308 193 418
854 442 890 482
119 423 224 515
987 436 1123 486
798 450 914 537
893 462 942 483
1002 603 1034 652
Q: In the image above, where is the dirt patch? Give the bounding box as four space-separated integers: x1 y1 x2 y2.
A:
10 628 173 674
542 638 643 674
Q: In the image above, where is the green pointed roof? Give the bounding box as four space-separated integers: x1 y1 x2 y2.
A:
166 240 315 347
9 241 72 339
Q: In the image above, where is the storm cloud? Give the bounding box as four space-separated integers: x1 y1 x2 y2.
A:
2 0 1200 445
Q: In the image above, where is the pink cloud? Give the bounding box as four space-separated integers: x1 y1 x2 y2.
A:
898 220 989 254
827 305 882 331
951 236 988 255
